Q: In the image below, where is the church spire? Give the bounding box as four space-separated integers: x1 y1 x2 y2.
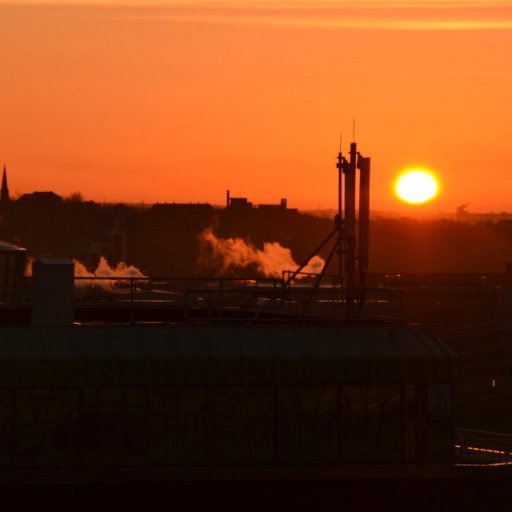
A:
1 165 10 204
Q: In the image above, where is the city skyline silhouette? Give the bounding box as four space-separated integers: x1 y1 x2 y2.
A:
1 1 511 213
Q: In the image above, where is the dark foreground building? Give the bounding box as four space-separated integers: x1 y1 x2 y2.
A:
0 322 510 512
0 258 510 511
0 322 469 511
0 324 454 470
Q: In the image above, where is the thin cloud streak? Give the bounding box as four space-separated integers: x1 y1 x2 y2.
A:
3 1 512 30
3 1 512 4
134 14 512 32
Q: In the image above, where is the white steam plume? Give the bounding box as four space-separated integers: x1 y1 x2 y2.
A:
25 256 146 290
199 228 324 278
73 257 146 290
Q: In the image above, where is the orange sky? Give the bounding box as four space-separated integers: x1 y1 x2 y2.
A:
1 1 512 213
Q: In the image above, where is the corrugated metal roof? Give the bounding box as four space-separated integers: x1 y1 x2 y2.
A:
0 324 456 387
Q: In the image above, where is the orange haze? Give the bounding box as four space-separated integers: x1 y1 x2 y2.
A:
1 1 512 213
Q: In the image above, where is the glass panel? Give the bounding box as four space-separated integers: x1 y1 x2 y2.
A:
82 387 146 467
213 385 273 465
278 385 337 464
0 389 12 468
38 387 82 468
403 385 417 463
14 388 50 468
341 385 401 463
428 384 455 463
148 386 207 466
14 388 81 468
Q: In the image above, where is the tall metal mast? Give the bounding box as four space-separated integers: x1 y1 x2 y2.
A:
336 135 344 288
282 134 371 321
343 142 357 315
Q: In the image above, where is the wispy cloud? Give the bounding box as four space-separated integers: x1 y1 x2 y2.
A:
3 1 512 30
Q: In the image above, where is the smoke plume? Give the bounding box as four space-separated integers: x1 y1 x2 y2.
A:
199 228 324 278
74 257 145 279
73 257 146 290
25 256 146 290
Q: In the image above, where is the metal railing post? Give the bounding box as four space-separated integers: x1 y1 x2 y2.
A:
220 278 224 320
129 277 135 324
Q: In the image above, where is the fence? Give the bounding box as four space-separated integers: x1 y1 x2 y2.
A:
69 275 404 324
455 428 512 463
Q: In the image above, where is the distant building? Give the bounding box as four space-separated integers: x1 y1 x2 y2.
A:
229 197 253 209
151 202 213 214
226 190 295 212
17 191 63 207
226 190 253 209
259 198 290 211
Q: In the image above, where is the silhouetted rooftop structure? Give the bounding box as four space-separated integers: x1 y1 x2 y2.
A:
17 191 63 206
226 190 295 212
151 202 213 213
228 197 253 209
0 239 26 304
0 323 456 469
259 198 287 210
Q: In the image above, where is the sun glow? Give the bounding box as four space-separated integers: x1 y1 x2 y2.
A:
395 169 439 204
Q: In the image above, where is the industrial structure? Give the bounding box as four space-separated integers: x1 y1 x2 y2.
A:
0 145 510 508
281 139 371 319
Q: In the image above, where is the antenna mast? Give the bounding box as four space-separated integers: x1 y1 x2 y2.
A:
336 133 344 287
338 124 371 318
284 129 371 321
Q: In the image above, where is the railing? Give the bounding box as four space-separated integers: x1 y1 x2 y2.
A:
29 274 404 325
455 428 512 463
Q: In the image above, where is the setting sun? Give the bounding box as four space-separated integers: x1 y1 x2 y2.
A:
395 170 439 204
